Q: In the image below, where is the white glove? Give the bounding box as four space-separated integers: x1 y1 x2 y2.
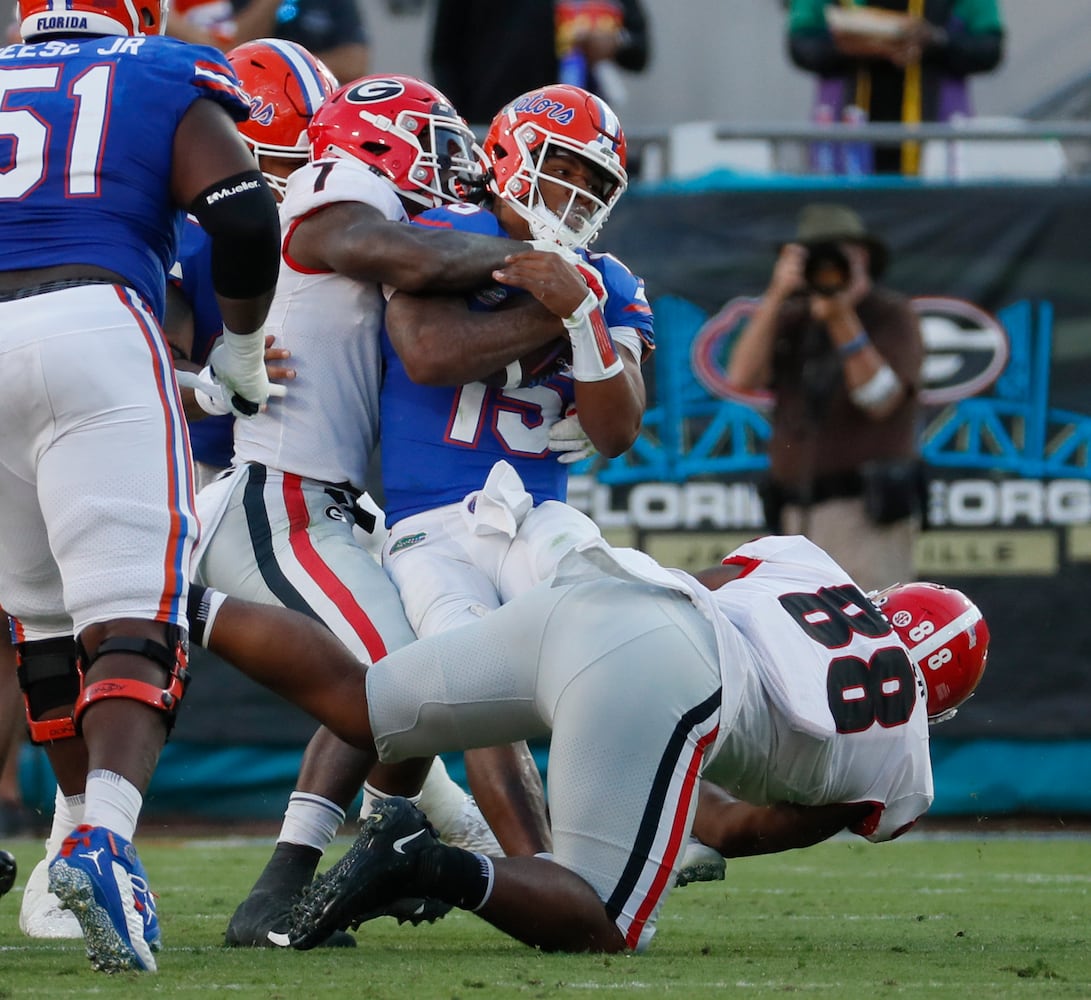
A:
175 366 233 416
548 406 596 465
206 329 283 418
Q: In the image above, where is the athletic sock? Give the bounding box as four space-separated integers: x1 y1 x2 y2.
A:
47 788 86 858
277 791 345 853
359 781 422 822
414 843 494 912
249 842 323 897
82 769 142 842
413 757 470 834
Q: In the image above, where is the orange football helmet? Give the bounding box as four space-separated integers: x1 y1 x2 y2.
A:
484 84 627 249
227 39 338 197
20 0 164 40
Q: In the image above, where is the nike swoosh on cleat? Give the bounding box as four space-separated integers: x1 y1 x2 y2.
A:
392 829 427 855
266 931 291 947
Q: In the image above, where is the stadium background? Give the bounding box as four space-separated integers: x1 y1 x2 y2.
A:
15 0 1091 822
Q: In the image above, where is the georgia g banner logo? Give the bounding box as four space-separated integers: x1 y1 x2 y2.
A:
691 295 1009 408
913 297 1009 406
345 78 406 104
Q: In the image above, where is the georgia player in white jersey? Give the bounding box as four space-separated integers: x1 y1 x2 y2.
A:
286 533 988 955
195 74 579 948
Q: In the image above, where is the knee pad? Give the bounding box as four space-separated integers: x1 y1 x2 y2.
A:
15 636 81 744
73 625 191 736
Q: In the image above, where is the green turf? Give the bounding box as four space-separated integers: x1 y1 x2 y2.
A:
1 831 1089 998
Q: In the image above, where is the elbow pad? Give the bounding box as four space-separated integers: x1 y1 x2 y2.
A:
189 170 281 300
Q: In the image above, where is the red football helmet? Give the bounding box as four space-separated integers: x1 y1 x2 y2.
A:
307 75 483 212
227 39 338 197
873 582 989 724
20 0 164 39
484 84 627 249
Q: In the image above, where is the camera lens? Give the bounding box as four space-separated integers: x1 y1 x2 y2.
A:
804 243 851 296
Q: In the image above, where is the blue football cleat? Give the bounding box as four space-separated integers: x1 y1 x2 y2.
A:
49 825 159 973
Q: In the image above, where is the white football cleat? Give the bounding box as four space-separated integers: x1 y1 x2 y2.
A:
434 794 503 856
675 836 726 888
20 856 83 939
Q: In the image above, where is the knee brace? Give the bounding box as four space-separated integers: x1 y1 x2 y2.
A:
15 636 81 744
73 626 191 735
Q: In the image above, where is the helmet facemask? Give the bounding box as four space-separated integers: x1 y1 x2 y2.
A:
497 125 624 249
364 109 483 212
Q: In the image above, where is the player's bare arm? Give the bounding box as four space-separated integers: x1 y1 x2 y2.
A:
692 782 873 858
286 200 529 293
495 249 646 458
385 291 564 385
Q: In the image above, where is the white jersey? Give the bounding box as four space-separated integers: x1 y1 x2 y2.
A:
231 158 407 491
552 534 933 843
701 535 933 841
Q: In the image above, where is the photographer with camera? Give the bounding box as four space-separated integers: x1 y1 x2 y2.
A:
727 202 924 591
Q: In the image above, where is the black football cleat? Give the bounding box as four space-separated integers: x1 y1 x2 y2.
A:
226 888 356 948
289 797 440 950
0 848 16 898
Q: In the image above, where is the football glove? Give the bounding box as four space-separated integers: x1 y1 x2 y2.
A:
175 366 234 416
548 406 596 465
207 329 284 418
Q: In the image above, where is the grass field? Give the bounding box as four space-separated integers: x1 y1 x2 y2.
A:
1 829 1089 999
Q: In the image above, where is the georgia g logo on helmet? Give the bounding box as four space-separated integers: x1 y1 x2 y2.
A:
345 79 407 105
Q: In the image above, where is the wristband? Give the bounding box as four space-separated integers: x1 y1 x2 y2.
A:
837 330 870 358
500 360 523 390
564 289 623 382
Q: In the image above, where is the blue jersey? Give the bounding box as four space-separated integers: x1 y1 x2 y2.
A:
380 202 654 524
170 218 233 468
0 35 248 320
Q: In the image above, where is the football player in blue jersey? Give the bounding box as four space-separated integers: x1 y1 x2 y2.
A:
367 82 652 847
14 37 327 945
0 0 281 973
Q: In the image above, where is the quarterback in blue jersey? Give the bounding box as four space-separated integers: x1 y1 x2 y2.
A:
0 0 280 973
376 84 652 862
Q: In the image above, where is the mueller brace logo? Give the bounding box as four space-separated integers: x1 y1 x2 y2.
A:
206 178 262 203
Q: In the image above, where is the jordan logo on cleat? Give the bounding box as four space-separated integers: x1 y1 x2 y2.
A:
79 848 107 876
393 830 426 855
